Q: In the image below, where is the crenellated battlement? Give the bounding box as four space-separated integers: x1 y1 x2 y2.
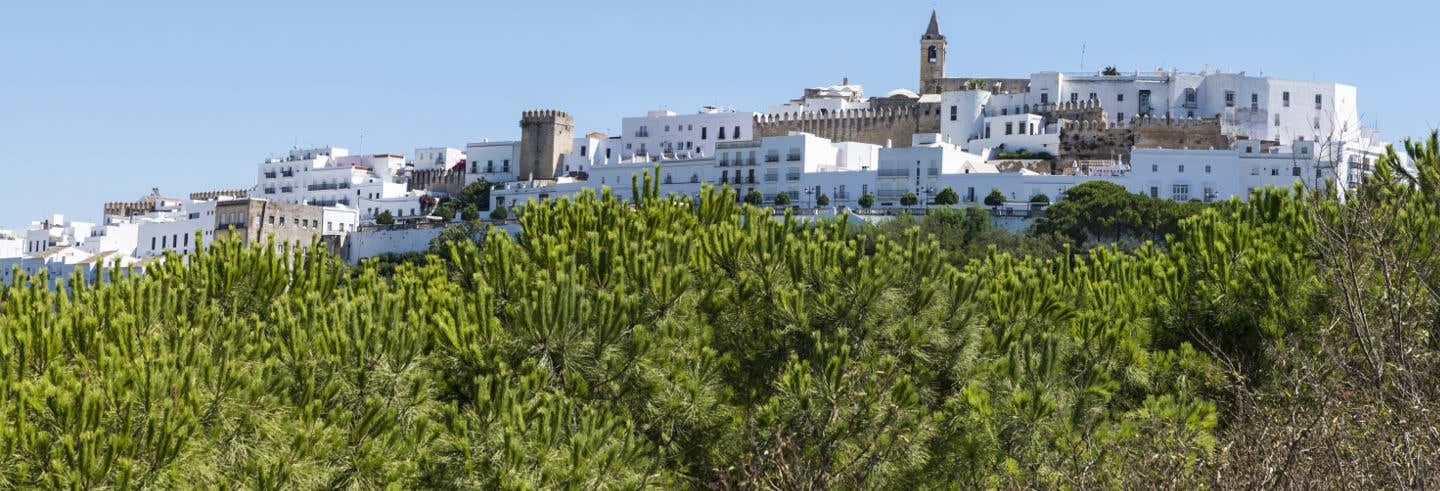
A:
752 105 938 147
520 109 573 123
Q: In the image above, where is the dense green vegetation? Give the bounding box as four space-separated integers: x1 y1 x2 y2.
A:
2 135 1439 488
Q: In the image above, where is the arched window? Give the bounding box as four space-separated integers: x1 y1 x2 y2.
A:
927 46 938 63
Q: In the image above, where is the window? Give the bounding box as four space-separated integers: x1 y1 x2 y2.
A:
1275 114 1281 126
1225 91 1235 107
1151 164 1158 172
1117 93 1125 102
1088 92 1097 100
1179 164 1185 173
1004 123 1013 135
1172 184 1190 201
580 146 586 157
1292 167 1302 177
927 46 938 63
1040 93 1049 104
1184 88 1197 107
1314 94 1323 109
1070 93 1078 102
184 234 189 247
1205 164 1212 174
734 126 741 138
1313 117 1321 129
701 127 707 140
1117 112 1125 123
1149 186 1159 198
1251 93 1259 110
949 105 957 121
1001 108 1008 115
1283 91 1291 107
985 124 991 139
151 237 156 250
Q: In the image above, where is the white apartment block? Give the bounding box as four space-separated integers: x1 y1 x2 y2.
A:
253 146 425 223
619 107 757 160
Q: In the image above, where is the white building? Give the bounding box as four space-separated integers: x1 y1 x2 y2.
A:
253 146 423 223
939 69 1383 170
21 215 95 255
0 230 22 259
411 147 464 171
768 81 872 115
619 107 757 160
1123 139 1327 202
463 140 520 185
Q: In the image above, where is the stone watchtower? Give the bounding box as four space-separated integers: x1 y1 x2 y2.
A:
518 110 574 181
919 10 946 94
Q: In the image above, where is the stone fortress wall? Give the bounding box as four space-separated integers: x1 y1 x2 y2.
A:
753 105 941 148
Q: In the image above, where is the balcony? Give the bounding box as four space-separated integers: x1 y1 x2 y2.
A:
281 171 295 178
878 168 911 178
764 173 778 182
764 155 780 163
785 172 801 181
307 183 342 191
280 187 293 193
263 188 276 194
785 153 802 162
264 172 277 179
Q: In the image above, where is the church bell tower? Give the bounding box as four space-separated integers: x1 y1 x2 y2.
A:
919 10 946 94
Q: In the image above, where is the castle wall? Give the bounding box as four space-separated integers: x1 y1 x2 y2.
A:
753 105 942 148
409 168 465 196
1058 116 1229 161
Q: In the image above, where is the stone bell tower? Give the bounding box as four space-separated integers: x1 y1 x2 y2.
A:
919 10 947 94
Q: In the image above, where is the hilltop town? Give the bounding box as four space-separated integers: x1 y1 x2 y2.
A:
1 11 1387 283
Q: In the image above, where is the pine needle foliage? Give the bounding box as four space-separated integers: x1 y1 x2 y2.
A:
3 144 1439 488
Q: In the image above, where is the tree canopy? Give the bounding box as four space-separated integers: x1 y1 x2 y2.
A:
4 135 1440 488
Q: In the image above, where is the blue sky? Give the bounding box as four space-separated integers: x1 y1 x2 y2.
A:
2 0 1435 228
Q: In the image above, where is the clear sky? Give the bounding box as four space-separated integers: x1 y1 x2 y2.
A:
2 0 1435 229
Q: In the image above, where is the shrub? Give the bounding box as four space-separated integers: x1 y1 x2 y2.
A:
984 189 1006 207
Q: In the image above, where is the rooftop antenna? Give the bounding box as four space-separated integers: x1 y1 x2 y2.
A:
358 131 364 155
1080 43 1086 71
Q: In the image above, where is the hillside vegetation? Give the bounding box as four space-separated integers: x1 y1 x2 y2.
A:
2 134 1438 488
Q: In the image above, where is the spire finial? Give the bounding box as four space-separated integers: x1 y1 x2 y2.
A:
925 9 941 37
